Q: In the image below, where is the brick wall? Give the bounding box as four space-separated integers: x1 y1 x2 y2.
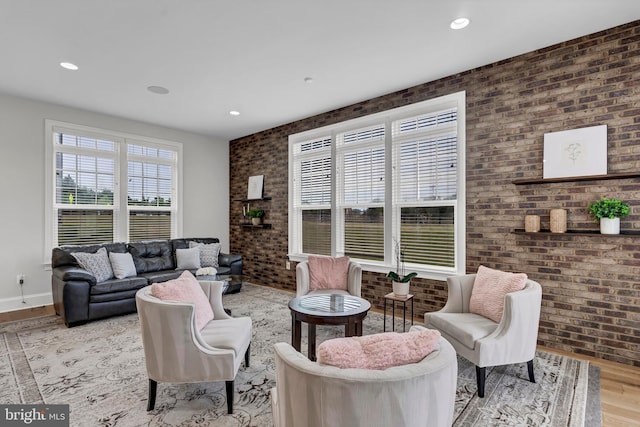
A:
230 21 640 366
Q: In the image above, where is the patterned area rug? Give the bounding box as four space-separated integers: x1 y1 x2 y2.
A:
0 284 600 426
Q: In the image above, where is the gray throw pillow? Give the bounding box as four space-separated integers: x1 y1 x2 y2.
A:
176 246 201 270
189 241 221 268
71 247 114 283
109 252 137 279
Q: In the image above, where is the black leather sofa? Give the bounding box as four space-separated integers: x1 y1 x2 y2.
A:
51 238 242 327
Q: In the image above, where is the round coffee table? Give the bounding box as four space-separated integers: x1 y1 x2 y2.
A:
288 294 371 361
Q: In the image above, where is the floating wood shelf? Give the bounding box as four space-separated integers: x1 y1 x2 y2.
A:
513 229 640 236
512 172 640 185
237 196 272 202
241 223 272 229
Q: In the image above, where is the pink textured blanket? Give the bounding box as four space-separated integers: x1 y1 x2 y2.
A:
317 329 441 370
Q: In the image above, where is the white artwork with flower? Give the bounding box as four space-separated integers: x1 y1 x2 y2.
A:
543 125 607 179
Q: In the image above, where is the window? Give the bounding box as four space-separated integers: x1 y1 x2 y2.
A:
289 92 465 280
45 121 182 258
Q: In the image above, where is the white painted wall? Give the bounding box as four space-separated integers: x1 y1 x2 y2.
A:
0 93 229 312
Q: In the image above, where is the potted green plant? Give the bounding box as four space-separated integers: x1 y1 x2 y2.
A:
247 208 265 225
588 197 630 235
386 239 417 296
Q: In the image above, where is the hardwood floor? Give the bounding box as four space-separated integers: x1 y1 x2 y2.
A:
1 305 638 426
0 304 54 323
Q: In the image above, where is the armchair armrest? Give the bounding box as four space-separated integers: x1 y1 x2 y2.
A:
476 280 542 366
347 262 362 297
296 261 310 296
437 274 475 313
199 280 232 320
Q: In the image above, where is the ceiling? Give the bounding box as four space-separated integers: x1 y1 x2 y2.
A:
1 1 639 141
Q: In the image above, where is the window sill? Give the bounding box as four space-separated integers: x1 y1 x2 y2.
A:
288 254 452 281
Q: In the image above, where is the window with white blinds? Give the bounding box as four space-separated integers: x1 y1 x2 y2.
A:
45 121 182 254
289 92 465 279
393 109 458 268
338 125 385 261
292 136 332 255
127 143 176 241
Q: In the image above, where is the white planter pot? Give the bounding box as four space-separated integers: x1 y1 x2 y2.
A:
251 217 261 225
600 217 620 234
392 281 410 297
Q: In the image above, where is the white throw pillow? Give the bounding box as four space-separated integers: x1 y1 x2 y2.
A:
71 247 114 283
188 241 221 268
109 252 137 279
176 246 201 270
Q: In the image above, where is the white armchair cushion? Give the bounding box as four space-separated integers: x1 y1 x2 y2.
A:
469 265 527 322
428 312 496 350
198 317 252 357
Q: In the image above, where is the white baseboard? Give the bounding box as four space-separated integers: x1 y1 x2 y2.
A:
0 292 53 313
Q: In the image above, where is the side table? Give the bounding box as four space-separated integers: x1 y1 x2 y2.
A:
383 292 414 332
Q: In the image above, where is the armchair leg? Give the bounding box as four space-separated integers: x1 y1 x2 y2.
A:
527 359 535 383
147 379 157 411
225 380 234 414
476 366 486 398
245 343 251 368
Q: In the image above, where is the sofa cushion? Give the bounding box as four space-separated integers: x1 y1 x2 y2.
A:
129 240 174 273
151 271 214 330
189 241 221 268
71 247 114 283
176 247 201 270
52 242 127 269
317 329 441 370
139 270 185 284
308 256 350 291
469 265 527 323
109 252 137 279
428 312 497 350
90 276 148 295
89 288 141 303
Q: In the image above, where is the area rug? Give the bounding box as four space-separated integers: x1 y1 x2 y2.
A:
0 283 600 426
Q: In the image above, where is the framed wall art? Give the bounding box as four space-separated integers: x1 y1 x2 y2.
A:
247 175 264 199
543 124 607 179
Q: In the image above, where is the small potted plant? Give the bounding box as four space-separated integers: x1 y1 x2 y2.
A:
247 208 265 225
386 239 417 296
588 197 630 235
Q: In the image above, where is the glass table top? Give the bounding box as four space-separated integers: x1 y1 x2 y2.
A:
290 294 370 316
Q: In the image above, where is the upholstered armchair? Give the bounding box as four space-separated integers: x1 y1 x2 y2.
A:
270 327 458 427
296 257 362 297
424 273 542 397
135 280 252 414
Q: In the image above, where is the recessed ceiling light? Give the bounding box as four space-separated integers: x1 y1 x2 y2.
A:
60 62 79 71
147 85 170 95
229 110 240 116
450 17 470 30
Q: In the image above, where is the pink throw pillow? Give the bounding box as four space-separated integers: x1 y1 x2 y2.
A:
469 265 527 323
151 270 214 330
317 329 441 370
308 256 350 291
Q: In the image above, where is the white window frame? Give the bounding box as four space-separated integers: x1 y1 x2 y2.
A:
44 120 183 263
288 91 466 281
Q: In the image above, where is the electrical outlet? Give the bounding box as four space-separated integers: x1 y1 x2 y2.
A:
17 274 25 286
285 261 291 270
